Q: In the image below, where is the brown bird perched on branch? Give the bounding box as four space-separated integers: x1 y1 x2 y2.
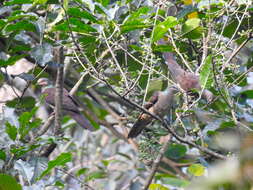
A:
158 39 213 102
128 86 178 138
37 78 95 131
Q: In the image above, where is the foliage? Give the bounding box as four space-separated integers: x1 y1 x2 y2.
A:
0 0 252 189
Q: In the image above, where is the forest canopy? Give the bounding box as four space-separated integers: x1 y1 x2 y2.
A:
0 0 253 189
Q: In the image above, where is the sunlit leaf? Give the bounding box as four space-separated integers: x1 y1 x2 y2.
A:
39 152 72 179
68 7 98 23
152 16 178 42
187 164 205 176
163 177 190 187
121 19 150 34
4 0 33 5
199 55 213 89
182 18 203 39
85 171 107 182
0 174 22 190
5 122 17 141
149 183 169 190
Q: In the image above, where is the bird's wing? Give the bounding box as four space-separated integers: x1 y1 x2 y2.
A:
62 89 80 112
128 91 160 138
43 88 79 113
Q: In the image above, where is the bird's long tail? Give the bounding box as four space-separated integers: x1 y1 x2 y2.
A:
128 116 151 138
68 111 95 131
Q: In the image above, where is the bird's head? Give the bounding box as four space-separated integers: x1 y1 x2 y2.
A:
37 78 51 87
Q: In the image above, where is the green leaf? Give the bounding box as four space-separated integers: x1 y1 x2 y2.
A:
121 19 150 34
5 122 17 141
0 150 6 161
199 55 213 89
10 44 31 53
153 44 174 52
4 0 33 5
187 164 205 176
147 79 164 96
0 55 27 67
127 6 151 21
182 18 203 39
85 171 107 182
54 181 64 187
152 16 178 42
6 96 36 109
33 0 48 4
68 8 98 23
149 184 169 190
54 18 96 33
0 174 22 190
18 107 41 139
39 153 72 179
0 20 6 31
11 144 39 158
163 177 190 187
96 0 109 7
165 144 187 159
219 121 235 129
5 20 36 33
76 168 89 176
240 90 253 99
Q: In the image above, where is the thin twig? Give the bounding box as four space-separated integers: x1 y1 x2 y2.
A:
142 138 171 190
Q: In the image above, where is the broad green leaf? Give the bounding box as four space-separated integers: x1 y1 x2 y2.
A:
5 20 36 33
121 19 150 34
165 144 187 159
85 171 107 182
54 18 96 33
219 121 235 129
163 177 190 187
199 55 213 89
0 55 27 67
4 0 33 5
7 15 37 22
11 144 39 158
153 44 174 52
127 6 151 21
10 44 31 53
147 79 164 96
0 20 6 30
0 174 22 190
149 184 169 190
240 90 253 99
76 168 89 176
18 107 41 139
187 164 205 176
5 122 17 141
54 181 64 187
0 150 6 161
182 18 203 39
39 153 72 179
96 0 109 7
33 0 48 4
68 8 97 23
6 96 36 109
152 16 178 42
